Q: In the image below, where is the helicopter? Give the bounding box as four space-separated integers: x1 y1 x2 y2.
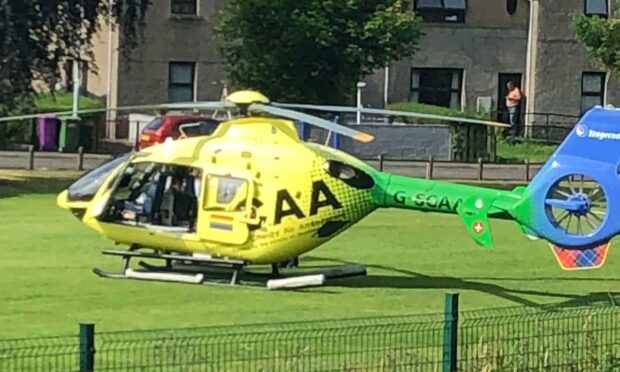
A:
2 90 616 289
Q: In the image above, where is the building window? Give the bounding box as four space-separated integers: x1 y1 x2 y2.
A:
168 62 195 103
414 0 467 23
171 0 197 15
584 0 608 16
580 72 605 114
410 68 463 109
506 0 517 15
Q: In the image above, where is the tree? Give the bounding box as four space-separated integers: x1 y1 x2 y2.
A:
573 3 620 76
0 0 151 116
214 0 423 104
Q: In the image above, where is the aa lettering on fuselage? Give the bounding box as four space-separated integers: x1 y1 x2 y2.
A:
394 191 462 212
274 180 342 224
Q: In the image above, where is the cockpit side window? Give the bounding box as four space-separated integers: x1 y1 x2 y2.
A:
203 176 248 212
67 154 131 202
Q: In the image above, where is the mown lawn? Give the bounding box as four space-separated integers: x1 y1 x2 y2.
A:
0 170 618 338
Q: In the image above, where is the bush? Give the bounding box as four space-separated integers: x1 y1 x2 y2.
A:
34 92 104 112
3 92 104 147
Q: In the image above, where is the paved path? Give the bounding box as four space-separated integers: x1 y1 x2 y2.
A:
0 151 543 181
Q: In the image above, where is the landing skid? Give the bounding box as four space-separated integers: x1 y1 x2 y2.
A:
93 249 366 290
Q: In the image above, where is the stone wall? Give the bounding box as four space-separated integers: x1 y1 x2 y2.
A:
303 123 452 160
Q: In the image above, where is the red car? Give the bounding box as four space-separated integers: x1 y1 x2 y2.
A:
139 115 221 148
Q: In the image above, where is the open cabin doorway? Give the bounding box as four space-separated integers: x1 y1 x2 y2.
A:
102 162 202 233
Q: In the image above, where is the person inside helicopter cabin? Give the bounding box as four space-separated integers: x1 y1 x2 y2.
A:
122 175 159 221
187 168 202 231
189 168 202 198
168 171 199 229
505 81 522 137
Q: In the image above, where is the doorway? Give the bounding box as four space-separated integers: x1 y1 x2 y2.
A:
103 162 202 233
497 73 522 124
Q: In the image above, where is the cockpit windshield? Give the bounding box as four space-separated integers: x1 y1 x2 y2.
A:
67 154 131 202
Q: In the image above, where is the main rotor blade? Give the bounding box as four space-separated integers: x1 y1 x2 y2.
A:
0 101 235 123
248 103 374 143
272 103 510 128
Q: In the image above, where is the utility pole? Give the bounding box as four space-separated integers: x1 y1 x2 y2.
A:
72 59 81 119
356 81 366 125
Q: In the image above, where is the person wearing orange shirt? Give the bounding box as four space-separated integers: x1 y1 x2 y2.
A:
505 81 522 136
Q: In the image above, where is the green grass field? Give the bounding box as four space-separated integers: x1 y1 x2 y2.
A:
1 170 619 339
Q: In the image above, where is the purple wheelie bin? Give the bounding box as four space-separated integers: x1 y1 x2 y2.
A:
37 115 60 151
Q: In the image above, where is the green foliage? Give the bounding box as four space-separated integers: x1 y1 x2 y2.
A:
34 92 104 112
214 0 423 104
496 138 557 163
0 93 104 145
573 2 620 75
0 0 150 116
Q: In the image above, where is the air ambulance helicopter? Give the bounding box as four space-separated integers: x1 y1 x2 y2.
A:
2 90 616 289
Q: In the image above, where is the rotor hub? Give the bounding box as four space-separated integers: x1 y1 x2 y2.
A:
225 90 270 105
565 193 590 216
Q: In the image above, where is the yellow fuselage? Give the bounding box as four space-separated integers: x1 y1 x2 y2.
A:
59 118 381 264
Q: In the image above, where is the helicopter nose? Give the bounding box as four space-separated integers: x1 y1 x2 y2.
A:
57 190 70 209
57 189 91 221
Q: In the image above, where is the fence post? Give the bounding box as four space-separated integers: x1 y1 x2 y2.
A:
77 146 84 171
378 154 384 172
442 293 459 372
134 121 141 151
524 159 530 182
79 322 95 372
27 145 35 170
426 156 434 180
477 157 483 181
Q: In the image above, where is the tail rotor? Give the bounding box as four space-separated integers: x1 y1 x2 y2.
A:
544 174 608 237
510 106 620 270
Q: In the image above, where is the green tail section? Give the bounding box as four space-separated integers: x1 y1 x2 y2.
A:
376 172 524 248
456 195 496 248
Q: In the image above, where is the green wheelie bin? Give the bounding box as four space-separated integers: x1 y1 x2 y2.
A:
78 117 94 153
58 116 80 152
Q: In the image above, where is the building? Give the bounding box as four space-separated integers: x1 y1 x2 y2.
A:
366 0 620 136
86 0 619 139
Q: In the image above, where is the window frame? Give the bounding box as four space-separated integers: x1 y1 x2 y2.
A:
410 68 464 109
171 0 198 15
414 0 467 23
584 0 609 17
580 71 606 114
168 61 196 103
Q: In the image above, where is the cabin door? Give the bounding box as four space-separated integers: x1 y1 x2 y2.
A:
197 170 258 245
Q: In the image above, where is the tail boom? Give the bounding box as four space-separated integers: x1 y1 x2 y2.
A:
379 173 521 247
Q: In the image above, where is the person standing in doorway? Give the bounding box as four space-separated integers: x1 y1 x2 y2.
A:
505 81 522 137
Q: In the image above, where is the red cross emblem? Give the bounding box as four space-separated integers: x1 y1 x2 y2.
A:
473 221 485 234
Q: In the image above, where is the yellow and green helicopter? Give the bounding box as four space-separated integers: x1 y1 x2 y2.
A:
4 90 615 289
